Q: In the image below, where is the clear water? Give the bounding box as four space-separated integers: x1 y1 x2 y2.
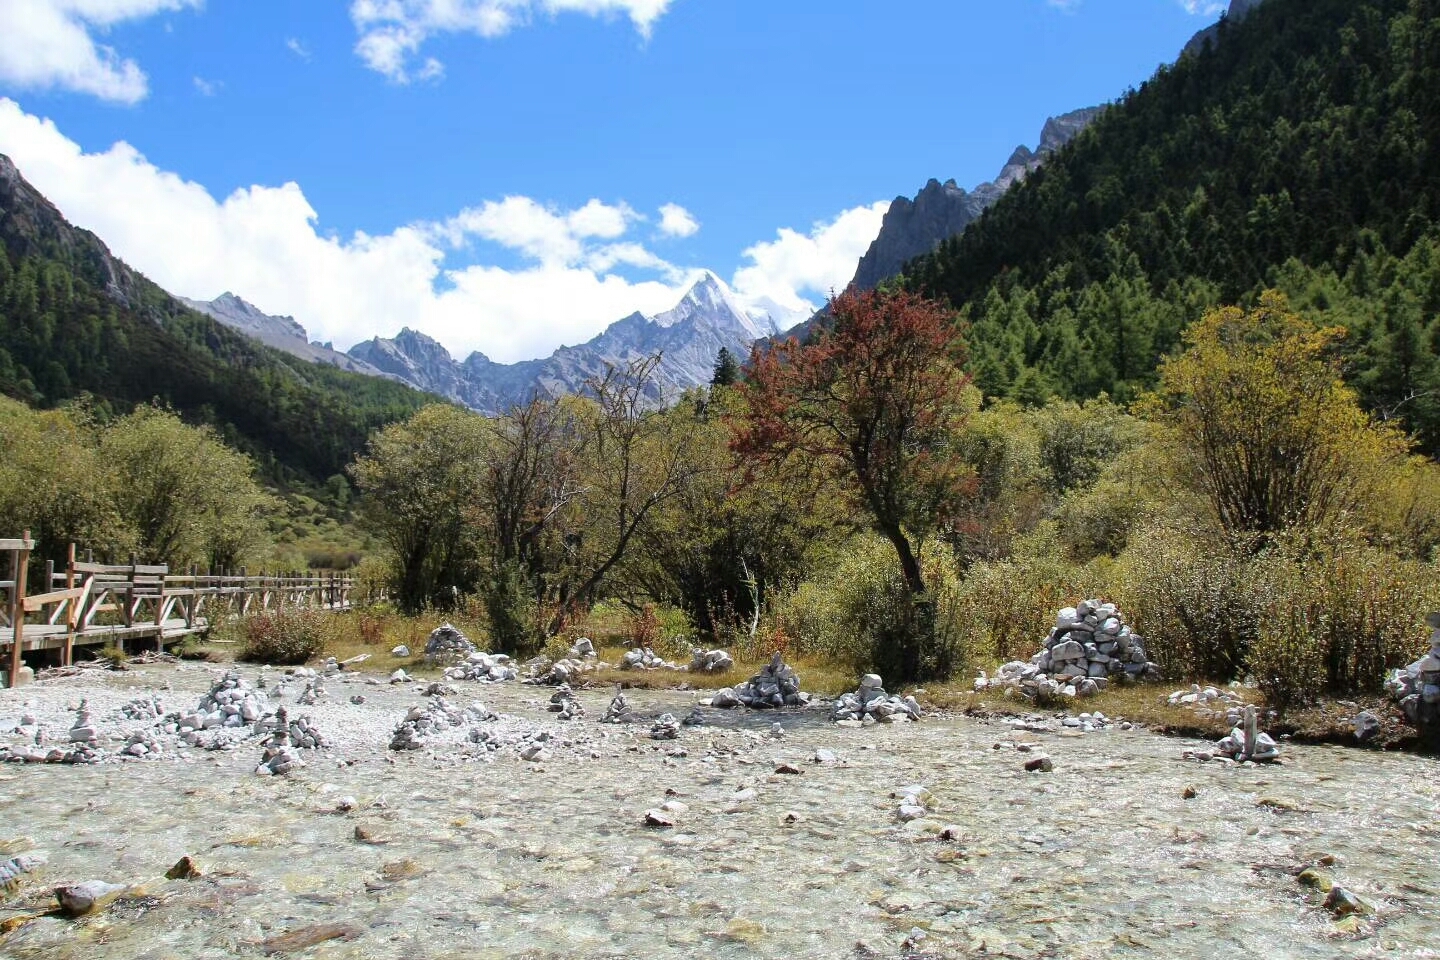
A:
1 667 1437 958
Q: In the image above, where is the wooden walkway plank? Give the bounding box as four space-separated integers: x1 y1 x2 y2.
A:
2 538 357 687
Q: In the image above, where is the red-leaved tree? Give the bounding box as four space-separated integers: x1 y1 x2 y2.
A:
731 287 974 680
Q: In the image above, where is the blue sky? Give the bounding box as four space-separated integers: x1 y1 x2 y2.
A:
0 0 1229 362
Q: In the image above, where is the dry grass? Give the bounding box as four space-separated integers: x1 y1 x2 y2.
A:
914 676 1249 739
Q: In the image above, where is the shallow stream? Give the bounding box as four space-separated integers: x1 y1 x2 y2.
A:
1 665 1437 958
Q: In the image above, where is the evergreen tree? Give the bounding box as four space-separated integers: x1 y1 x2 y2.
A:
711 347 740 387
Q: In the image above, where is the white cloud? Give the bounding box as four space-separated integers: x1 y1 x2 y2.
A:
0 97 707 364
1045 0 1082 11
192 75 217 96
1178 1 1228 14
730 202 889 328
0 99 889 361
284 37 311 61
434 195 638 267
657 202 699 238
0 0 201 104
350 0 674 82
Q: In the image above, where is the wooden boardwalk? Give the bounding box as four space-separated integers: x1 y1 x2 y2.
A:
2 533 355 688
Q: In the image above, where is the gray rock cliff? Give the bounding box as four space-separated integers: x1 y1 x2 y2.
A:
849 106 1104 293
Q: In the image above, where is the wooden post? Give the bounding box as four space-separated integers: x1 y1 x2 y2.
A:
8 531 31 689
63 543 76 667
124 552 137 628
186 564 197 629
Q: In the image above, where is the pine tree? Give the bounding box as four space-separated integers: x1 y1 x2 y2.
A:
711 347 740 387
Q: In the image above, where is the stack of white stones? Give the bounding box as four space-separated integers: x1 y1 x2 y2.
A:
296 676 327 706
1386 612 1440 741
66 701 102 764
190 671 267 730
254 706 303 775
547 684 584 721
602 689 639 724
976 600 1160 701
118 696 166 722
389 698 491 751
832 674 922 724
1213 704 1281 762
709 653 808 709
688 649 734 673
528 657 598 686
444 651 518 683
620 647 678 671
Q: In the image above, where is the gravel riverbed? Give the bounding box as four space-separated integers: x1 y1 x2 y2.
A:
1 662 1438 959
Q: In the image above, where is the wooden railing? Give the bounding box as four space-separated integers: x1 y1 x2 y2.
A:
1 532 355 688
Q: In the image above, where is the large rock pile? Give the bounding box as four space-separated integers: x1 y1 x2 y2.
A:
528 657 599 686
620 647 679 671
191 671 267 729
832 674 922 724
389 699 493 751
445 652 517 683
1386 612 1440 744
424 624 477 664
709 653 807 709
974 600 1159 701
689 649 734 673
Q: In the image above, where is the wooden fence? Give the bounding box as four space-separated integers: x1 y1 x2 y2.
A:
1 531 355 688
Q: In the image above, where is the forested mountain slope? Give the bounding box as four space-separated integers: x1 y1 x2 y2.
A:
0 154 437 482
904 0 1440 450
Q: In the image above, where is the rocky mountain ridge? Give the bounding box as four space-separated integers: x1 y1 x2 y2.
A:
180 292 392 379
346 271 777 414
845 0 1266 298
848 106 1104 293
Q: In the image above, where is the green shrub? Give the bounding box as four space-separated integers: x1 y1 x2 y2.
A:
482 561 541 657
239 609 329 665
951 526 1108 665
1251 534 1440 709
771 535 969 682
1115 522 1263 682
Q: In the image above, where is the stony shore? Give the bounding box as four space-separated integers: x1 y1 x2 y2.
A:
1 661 1437 958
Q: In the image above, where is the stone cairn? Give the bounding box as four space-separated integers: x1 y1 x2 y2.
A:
296 675 327 706
425 623 477 665
528 656 598 686
1183 703 1281 764
975 600 1160 701
547 684 584 721
122 729 164 758
832 674 922 724
66 701 102 764
255 706 304 776
569 638 597 659
620 647 679 671
689 648 735 674
602 689 640 724
709 653 807 709
444 651 518 683
189 671 267 730
280 713 327 750
118 696 166 722
650 713 681 740
1386 612 1440 745
389 698 492 751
